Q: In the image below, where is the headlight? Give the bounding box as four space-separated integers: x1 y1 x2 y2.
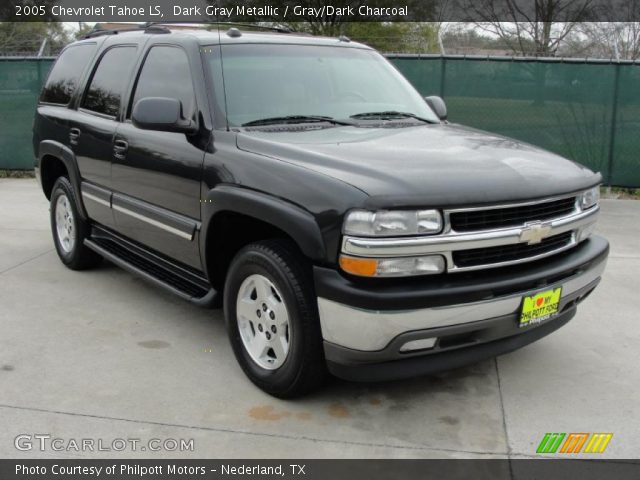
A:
343 209 442 237
578 187 600 210
339 254 446 277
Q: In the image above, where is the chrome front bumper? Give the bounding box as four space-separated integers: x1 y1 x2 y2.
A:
317 248 607 353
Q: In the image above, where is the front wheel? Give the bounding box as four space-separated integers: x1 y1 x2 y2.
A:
223 240 326 398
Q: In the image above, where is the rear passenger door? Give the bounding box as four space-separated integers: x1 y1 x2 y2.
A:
68 44 139 229
111 44 206 270
37 42 97 151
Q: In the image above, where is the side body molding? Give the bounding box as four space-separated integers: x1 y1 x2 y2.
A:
200 185 327 272
38 140 88 219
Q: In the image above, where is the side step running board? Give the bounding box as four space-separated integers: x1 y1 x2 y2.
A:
84 227 218 308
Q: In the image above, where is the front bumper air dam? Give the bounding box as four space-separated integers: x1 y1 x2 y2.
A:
314 235 609 382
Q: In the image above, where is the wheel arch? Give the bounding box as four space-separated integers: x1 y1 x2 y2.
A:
38 141 88 219
200 186 327 291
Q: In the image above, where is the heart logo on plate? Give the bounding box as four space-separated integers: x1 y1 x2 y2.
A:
536 297 544 307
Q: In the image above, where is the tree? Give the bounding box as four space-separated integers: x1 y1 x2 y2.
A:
464 0 593 56
343 22 440 53
74 22 96 40
214 0 436 37
569 22 640 60
0 22 69 55
441 23 535 54
283 0 437 37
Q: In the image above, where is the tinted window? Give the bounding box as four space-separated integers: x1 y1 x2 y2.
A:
41 44 96 104
82 46 137 117
131 46 195 119
204 44 439 127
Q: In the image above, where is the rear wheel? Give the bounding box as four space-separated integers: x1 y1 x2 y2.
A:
50 177 102 270
224 240 326 398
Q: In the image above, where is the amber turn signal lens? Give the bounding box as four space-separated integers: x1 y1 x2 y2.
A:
339 255 378 277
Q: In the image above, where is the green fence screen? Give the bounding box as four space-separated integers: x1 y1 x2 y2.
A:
0 57 54 170
1 55 639 186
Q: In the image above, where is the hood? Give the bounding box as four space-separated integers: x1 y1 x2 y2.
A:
236 124 601 208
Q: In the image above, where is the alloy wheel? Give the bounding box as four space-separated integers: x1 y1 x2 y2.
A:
55 194 76 254
236 274 291 370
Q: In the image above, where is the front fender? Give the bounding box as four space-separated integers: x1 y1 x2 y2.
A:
38 140 88 220
200 185 327 272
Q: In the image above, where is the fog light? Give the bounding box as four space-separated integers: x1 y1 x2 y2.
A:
400 337 437 352
339 254 445 277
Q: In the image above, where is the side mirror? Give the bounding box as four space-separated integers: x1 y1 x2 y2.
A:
425 96 447 121
132 97 197 134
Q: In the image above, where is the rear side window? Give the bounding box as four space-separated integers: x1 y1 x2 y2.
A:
130 46 196 119
40 44 96 105
82 46 137 117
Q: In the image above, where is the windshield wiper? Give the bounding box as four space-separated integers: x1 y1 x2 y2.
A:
242 115 353 127
349 111 434 123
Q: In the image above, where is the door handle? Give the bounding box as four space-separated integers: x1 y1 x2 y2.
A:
113 139 128 160
69 128 81 146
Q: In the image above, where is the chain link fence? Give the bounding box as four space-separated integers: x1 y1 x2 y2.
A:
1 54 639 186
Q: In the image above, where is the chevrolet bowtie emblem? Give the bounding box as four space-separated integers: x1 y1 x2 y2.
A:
520 221 553 245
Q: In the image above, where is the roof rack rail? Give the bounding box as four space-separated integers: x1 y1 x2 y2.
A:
206 22 295 34
142 22 296 34
82 23 170 39
81 22 298 40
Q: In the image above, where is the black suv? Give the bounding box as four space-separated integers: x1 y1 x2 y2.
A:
33 25 608 397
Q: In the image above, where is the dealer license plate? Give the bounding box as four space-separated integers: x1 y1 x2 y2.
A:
519 287 562 328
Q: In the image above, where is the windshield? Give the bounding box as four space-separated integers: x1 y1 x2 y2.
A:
203 44 439 127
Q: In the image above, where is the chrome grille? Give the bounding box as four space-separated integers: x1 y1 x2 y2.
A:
341 194 599 274
450 197 577 232
453 231 574 268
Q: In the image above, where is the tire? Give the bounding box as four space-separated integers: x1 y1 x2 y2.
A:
50 176 102 270
224 239 326 398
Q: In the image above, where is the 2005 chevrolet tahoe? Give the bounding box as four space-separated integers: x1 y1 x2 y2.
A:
33 24 608 397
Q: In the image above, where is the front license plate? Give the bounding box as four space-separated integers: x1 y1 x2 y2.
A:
520 287 562 328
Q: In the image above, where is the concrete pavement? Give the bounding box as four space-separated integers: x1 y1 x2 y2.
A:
0 178 638 459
